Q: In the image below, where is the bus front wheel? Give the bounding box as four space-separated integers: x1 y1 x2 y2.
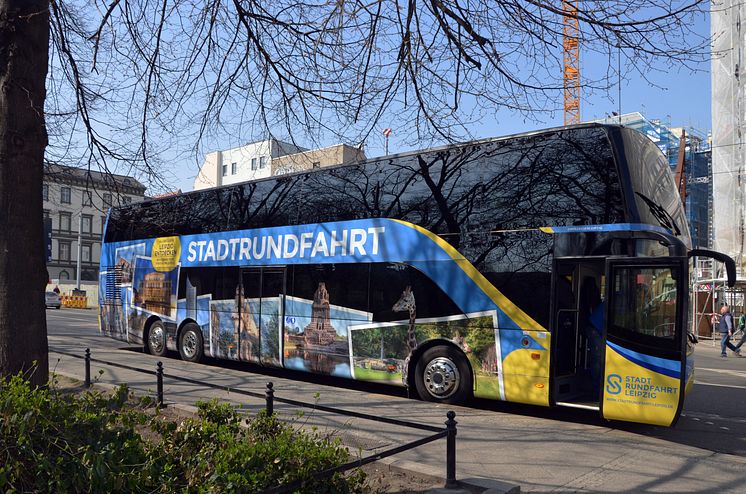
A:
178 323 204 363
146 320 168 357
413 346 471 404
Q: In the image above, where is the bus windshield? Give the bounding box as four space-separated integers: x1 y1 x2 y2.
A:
609 265 679 345
618 127 692 248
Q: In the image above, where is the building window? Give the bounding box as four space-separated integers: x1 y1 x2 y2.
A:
59 241 71 261
61 187 71 204
312 161 321 169
43 209 50 219
59 212 72 231
222 164 228 177
81 244 92 263
43 184 49 201
251 158 257 171
259 156 267 169
81 215 92 234
103 193 112 208
101 216 107 233
59 270 70 281
231 162 237 174
83 190 93 206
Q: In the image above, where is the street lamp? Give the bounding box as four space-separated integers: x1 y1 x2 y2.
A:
616 42 622 125
76 210 82 290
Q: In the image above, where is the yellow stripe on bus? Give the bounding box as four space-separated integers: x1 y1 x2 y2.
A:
391 219 547 338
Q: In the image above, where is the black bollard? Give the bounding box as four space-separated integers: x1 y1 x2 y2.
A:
265 382 274 415
156 361 164 408
84 348 91 387
445 410 458 488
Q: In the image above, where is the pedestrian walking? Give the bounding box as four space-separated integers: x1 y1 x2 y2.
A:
734 312 746 354
718 305 741 358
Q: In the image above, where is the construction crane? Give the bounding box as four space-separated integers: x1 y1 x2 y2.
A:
563 0 580 125
674 129 687 208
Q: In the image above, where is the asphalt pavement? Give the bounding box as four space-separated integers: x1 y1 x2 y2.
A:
46 309 746 493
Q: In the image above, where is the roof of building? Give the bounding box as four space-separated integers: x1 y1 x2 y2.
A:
150 189 182 199
210 137 309 155
44 163 146 194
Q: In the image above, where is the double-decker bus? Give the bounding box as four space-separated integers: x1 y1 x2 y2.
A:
99 123 734 426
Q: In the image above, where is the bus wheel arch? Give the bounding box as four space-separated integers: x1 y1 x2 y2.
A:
175 319 197 347
408 340 473 404
144 316 167 357
178 321 204 363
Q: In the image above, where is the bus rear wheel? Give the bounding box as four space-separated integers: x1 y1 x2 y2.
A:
178 323 204 363
414 346 471 404
146 320 168 357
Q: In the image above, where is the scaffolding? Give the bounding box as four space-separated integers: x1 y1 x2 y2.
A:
691 257 746 339
712 0 746 274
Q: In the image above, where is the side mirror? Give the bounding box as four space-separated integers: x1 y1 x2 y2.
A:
688 249 737 287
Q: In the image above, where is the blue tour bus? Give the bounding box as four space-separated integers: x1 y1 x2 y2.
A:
99 123 734 426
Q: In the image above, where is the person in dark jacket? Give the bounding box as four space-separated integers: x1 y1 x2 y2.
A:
719 305 741 358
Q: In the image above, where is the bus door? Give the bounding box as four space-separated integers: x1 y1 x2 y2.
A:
239 267 286 367
601 259 687 426
552 259 605 409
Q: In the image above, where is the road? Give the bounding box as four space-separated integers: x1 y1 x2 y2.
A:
46 308 746 492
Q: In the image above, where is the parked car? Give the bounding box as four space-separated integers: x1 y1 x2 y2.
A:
45 291 61 309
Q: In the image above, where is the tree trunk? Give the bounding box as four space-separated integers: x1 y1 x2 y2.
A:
0 0 50 386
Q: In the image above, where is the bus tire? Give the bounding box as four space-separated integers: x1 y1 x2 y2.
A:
146 320 168 357
178 323 204 363
414 345 471 404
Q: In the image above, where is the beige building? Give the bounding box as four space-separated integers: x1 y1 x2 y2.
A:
43 164 146 282
193 140 365 190
273 144 366 176
193 139 306 190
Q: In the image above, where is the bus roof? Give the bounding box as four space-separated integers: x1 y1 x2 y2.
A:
121 122 620 210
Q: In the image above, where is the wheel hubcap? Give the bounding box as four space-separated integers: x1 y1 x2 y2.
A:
423 357 460 399
182 331 198 358
149 326 165 354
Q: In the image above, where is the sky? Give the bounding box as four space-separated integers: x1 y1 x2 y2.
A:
166 8 713 194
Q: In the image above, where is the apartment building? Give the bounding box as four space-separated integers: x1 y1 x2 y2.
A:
43 164 146 282
193 139 307 190
193 140 366 190
272 144 366 176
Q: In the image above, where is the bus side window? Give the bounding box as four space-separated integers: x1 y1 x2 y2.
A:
476 230 552 329
184 267 238 300
369 263 410 322
287 264 370 316
368 263 462 322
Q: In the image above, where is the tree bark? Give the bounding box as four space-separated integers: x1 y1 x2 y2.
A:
0 0 50 386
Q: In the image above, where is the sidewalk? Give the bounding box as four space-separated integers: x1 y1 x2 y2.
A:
48 331 746 493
